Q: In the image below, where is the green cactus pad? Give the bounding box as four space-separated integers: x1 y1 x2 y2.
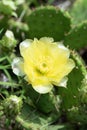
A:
25 85 61 114
16 103 58 130
64 21 87 50
26 6 71 41
69 0 87 25
58 51 87 124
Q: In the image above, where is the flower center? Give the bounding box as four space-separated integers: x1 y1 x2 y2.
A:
35 62 48 75
42 63 47 67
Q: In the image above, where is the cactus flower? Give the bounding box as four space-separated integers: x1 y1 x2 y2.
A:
12 37 75 94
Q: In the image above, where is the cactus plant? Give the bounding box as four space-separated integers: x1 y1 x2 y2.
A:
16 106 73 130
25 84 61 113
26 6 71 41
16 103 59 130
16 51 87 128
58 51 87 124
25 6 87 50
15 39 87 129
0 1 87 130
12 6 87 129
2 95 23 119
69 0 87 25
64 21 87 50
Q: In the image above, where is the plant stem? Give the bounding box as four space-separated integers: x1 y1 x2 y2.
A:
0 81 20 87
0 65 11 69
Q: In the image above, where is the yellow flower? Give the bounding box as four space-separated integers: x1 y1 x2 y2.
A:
12 37 75 94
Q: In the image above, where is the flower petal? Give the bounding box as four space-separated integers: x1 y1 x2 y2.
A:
64 59 75 75
57 77 68 88
57 43 70 58
57 43 68 51
40 37 54 43
20 39 33 56
12 57 24 76
51 76 68 88
33 84 53 94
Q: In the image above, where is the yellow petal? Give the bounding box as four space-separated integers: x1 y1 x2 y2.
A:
63 59 75 76
40 37 54 43
50 59 75 84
